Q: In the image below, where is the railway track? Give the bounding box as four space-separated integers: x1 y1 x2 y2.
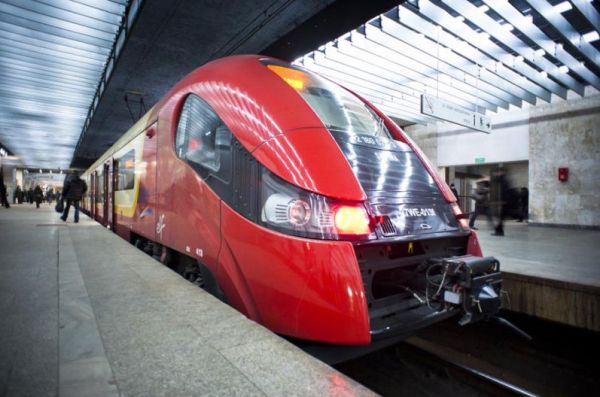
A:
335 313 599 396
405 337 538 397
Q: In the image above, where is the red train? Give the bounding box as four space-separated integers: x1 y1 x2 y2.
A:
81 55 501 347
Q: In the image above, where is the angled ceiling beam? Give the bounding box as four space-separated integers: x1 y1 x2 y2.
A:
571 0 600 33
298 56 431 123
0 63 100 85
330 34 502 111
303 53 429 106
483 0 600 89
300 54 424 109
525 0 600 68
445 0 584 95
312 48 486 112
298 56 422 107
0 0 119 38
483 0 600 91
0 76 97 95
415 0 566 99
0 37 107 66
395 5 546 103
0 13 113 48
373 16 519 108
0 53 103 79
0 21 111 55
0 29 110 59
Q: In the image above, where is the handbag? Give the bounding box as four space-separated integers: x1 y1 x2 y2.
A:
55 199 64 213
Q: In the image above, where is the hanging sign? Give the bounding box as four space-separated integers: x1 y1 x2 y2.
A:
421 94 492 133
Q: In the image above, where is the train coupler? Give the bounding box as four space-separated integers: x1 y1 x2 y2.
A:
426 255 502 326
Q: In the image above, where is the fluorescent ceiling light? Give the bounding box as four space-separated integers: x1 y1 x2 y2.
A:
535 49 546 56
501 23 514 32
554 1 573 13
558 65 569 73
582 31 600 43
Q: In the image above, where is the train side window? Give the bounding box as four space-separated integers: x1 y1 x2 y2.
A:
116 150 135 190
175 94 221 173
96 170 104 204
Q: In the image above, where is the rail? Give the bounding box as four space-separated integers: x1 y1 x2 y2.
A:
406 337 539 397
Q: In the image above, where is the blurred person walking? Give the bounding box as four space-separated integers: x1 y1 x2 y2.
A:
517 187 529 222
469 180 490 230
489 167 510 236
33 185 43 208
0 168 9 209
13 185 23 204
60 172 87 223
450 182 460 207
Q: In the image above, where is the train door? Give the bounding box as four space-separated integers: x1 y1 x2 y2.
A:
109 159 119 230
90 171 96 219
131 123 158 240
103 163 110 226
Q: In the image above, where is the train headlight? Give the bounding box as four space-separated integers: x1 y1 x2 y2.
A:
260 168 374 241
288 199 311 226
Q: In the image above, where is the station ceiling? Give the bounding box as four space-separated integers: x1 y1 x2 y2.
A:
0 0 599 170
296 0 600 125
0 0 130 169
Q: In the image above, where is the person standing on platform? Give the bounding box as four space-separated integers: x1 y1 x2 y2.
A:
60 172 87 223
33 185 43 208
0 168 9 209
450 182 460 207
489 167 509 236
517 187 529 223
47 187 55 204
13 185 22 204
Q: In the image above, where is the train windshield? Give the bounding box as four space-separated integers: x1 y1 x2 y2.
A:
265 62 391 139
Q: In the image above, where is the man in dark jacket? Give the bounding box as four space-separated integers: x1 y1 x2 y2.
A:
33 185 43 208
60 172 87 223
489 167 509 236
0 168 9 209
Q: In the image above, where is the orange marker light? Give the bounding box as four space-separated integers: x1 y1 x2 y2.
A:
267 65 306 91
334 205 371 235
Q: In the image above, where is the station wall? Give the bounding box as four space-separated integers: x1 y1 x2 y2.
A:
528 92 600 228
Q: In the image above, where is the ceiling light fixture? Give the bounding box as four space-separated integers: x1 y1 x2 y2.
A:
535 48 546 56
502 23 514 32
558 65 569 73
554 1 573 13
582 31 600 43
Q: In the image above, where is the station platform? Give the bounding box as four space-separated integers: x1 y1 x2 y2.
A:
475 220 600 332
0 205 375 397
